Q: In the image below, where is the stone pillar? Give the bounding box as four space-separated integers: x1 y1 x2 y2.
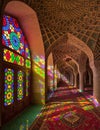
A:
90 61 100 102
79 71 84 92
78 53 87 92
89 71 92 85
74 72 78 88
70 73 74 85
54 68 57 90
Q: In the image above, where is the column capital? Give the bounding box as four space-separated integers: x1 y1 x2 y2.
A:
90 60 100 70
94 60 100 69
79 70 85 74
79 64 86 74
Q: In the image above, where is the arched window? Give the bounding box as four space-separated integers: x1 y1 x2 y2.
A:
2 15 31 122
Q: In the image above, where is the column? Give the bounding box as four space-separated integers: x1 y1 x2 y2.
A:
91 61 100 102
70 73 74 86
74 72 78 88
79 71 84 92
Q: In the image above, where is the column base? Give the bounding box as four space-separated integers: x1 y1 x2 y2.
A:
79 89 83 92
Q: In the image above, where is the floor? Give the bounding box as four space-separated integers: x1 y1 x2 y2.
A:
2 105 42 130
2 85 100 130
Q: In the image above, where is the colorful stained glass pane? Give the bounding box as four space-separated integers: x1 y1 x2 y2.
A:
3 49 24 66
4 68 14 106
2 15 31 68
26 72 30 96
25 59 31 69
2 15 25 56
17 71 24 100
25 42 31 59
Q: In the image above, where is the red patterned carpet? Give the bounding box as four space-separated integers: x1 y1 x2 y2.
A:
29 86 100 130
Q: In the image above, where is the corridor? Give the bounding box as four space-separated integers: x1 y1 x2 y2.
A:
0 1 100 130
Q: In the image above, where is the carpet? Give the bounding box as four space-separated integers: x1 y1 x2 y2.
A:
30 102 100 130
29 87 100 130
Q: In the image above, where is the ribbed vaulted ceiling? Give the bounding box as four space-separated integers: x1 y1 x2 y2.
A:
24 0 100 74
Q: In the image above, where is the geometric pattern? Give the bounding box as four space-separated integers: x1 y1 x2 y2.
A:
3 49 24 66
25 59 31 69
29 0 100 74
17 71 24 101
2 15 24 56
26 71 30 96
61 111 84 128
2 15 31 66
4 68 14 106
2 14 31 107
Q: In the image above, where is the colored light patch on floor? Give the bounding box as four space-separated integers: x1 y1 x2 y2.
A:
82 105 94 111
84 94 100 107
68 86 74 88
78 101 91 107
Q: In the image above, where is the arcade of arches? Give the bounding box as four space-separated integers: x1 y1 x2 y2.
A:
0 0 100 130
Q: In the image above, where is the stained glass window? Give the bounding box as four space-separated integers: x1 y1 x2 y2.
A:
4 68 14 106
2 15 24 56
26 72 30 96
2 15 31 68
17 71 24 100
2 15 31 107
3 49 24 66
25 42 31 59
25 59 31 69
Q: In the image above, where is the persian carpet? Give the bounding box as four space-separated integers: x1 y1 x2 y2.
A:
29 87 100 130
30 102 100 130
